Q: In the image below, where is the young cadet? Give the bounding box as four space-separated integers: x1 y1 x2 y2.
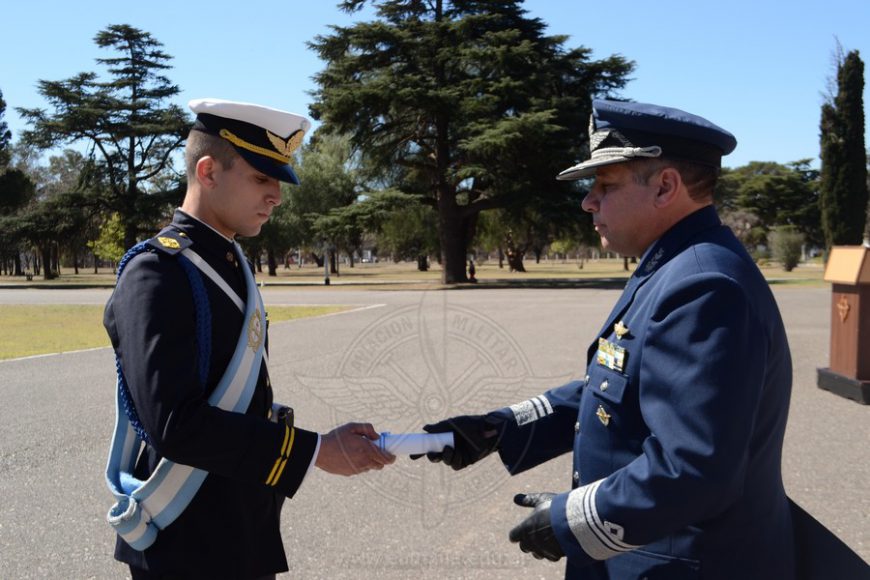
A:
104 98 394 579
419 101 797 579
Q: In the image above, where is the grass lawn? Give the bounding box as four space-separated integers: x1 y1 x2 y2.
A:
0 304 352 361
0 257 826 360
0 257 827 287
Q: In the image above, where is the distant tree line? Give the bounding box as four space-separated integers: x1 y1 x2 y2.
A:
1 16 867 281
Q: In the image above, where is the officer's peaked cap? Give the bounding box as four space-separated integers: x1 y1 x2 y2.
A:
189 98 310 185
557 100 737 181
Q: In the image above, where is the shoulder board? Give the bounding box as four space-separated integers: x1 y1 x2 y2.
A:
145 230 193 256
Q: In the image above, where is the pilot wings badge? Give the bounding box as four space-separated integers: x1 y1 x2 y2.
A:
266 129 305 159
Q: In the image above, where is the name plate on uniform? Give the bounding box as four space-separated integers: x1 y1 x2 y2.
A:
597 338 627 372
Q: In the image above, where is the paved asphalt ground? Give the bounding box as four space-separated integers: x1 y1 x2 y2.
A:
0 284 867 579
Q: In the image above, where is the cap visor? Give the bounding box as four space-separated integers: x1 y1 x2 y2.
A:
236 149 300 185
556 156 632 181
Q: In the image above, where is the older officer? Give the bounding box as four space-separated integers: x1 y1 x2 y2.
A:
104 98 394 579
421 101 796 579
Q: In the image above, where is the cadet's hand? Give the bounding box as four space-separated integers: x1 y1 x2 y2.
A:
412 413 504 470
315 422 395 476
509 492 564 562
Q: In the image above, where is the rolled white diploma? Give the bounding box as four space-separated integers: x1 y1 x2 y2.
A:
374 432 455 455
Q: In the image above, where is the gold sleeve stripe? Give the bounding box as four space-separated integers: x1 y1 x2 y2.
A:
219 129 291 164
265 426 297 487
265 458 282 486
279 424 292 456
272 458 289 485
285 426 296 459
265 425 290 485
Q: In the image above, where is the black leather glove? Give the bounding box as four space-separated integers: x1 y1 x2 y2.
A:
411 413 505 470
509 492 564 562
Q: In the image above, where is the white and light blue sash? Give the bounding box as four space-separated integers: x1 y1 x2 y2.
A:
105 243 266 551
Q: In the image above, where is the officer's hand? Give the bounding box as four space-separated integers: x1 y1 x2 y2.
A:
411 413 504 470
315 422 395 476
509 492 564 562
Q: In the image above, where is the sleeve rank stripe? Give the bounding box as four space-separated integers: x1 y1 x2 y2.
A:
538 395 554 415
265 425 296 486
583 480 638 552
272 457 290 485
530 396 546 418
566 479 639 560
280 424 292 456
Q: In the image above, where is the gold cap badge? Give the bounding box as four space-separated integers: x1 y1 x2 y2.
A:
267 129 305 158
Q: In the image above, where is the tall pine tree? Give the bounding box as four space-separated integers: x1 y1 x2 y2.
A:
819 49 868 249
18 25 189 249
310 0 632 282
0 89 11 168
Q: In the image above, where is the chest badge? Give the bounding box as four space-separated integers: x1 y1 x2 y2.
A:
596 337 627 372
614 320 630 340
248 308 264 351
596 405 611 427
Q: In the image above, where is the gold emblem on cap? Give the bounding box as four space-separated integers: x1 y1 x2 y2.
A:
267 129 304 158
614 320 629 339
220 128 298 164
596 405 611 427
157 236 180 249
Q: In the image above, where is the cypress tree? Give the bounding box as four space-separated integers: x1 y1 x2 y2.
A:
0 89 11 168
819 50 868 249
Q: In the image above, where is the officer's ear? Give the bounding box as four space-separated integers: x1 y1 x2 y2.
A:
195 156 219 189
652 167 683 209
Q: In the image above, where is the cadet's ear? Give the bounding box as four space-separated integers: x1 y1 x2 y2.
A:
652 167 682 208
195 156 218 188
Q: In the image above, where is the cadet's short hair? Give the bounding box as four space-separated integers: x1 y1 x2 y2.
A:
184 129 238 180
629 157 719 202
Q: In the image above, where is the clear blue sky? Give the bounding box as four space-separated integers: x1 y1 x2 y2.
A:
2 0 868 169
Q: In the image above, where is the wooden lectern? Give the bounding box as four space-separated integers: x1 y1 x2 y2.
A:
817 246 870 404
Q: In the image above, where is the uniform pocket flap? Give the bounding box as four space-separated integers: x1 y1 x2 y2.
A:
588 369 627 404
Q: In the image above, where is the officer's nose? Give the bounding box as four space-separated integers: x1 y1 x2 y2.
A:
581 189 599 213
266 181 282 207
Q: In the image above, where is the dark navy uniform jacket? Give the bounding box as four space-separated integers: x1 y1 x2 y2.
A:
495 206 795 579
104 210 319 579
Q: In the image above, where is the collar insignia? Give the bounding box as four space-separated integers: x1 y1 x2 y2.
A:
157 236 180 249
644 248 665 273
266 129 304 158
